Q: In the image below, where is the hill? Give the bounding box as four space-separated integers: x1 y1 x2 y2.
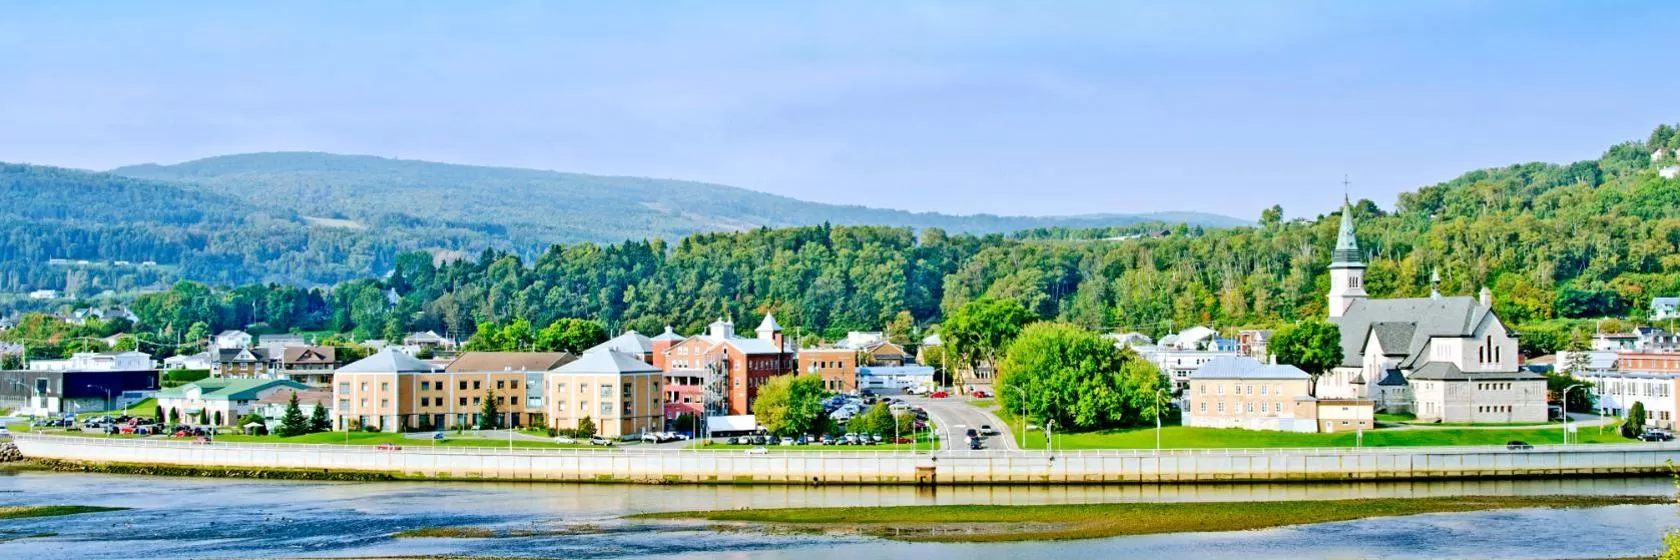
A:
109 152 1248 247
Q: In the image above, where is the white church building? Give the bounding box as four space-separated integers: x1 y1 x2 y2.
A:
1315 198 1548 424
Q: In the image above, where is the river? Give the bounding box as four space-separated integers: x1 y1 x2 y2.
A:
1 472 1674 559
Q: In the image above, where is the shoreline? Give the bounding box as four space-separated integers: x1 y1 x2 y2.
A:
632 495 1675 542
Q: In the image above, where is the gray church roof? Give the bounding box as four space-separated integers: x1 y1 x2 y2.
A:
1408 362 1543 381
1330 296 1497 368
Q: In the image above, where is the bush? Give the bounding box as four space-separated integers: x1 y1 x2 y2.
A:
163 369 211 388
546 427 558 437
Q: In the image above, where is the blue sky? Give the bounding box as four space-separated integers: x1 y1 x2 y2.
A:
2 1 1677 219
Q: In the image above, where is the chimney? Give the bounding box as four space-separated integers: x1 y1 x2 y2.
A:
1480 286 1493 307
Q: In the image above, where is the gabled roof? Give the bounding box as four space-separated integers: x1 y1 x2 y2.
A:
257 388 332 406
590 331 653 355
553 349 662 375
1330 296 1496 368
1376 368 1408 386
216 330 249 338
217 348 269 363
756 313 782 333
445 351 576 372
1653 297 1680 306
282 346 336 365
338 349 443 374
1187 356 1310 380
866 341 907 356
1369 322 1416 356
651 326 686 342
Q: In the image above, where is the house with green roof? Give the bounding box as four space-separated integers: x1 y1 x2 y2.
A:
157 378 310 427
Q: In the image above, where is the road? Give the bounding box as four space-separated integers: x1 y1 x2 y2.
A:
903 395 1018 451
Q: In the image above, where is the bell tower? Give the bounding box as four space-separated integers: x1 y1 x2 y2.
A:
1328 190 1367 318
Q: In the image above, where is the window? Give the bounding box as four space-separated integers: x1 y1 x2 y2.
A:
380 382 389 391
472 397 481 405
600 385 612 398
380 399 389 408
497 380 505 390
420 397 429 407
511 396 519 405
419 381 430 391
511 380 519 389
1260 385 1268 396
1247 403 1254 413
1199 384 1206 395
580 400 588 411
623 402 633 415
473 381 481 390
337 399 349 411
601 402 613 417
580 383 590 393
360 382 368 391
557 400 566 411
1217 402 1224 412
338 382 349 393
459 397 467 406
459 381 468 390
1217 384 1224 395
556 382 567 392
359 398 367 408
1199 402 1206 412
623 383 633 397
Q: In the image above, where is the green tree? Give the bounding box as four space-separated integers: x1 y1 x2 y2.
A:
1544 372 1595 414
277 391 309 437
238 412 268 434
576 415 597 437
0 353 21 370
196 409 209 425
308 401 332 433
944 298 1035 392
885 310 915 345
1270 320 1343 396
996 322 1166 431
535 318 608 353
847 402 897 436
753 374 827 436
1628 401 1647 437
479 389 502 430
1260 204 1283 227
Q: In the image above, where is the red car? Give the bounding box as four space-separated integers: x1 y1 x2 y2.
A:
929 391 949 398
971 390 991 398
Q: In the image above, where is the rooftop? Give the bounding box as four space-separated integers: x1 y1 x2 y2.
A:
553 349 663 375
445 351 577 372
1187 356 1309 380
338 349 443 374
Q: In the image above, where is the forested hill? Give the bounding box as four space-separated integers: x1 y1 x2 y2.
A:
95 124 1670 358
110 152 1247 246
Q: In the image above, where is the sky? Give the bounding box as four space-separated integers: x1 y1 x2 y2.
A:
2 1 1678 220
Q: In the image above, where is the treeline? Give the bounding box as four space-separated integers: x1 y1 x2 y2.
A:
14 126 1680 361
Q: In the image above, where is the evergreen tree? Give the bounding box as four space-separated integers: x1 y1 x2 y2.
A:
308 402 332 433
277 391 308 437
479 390 502 430
576 415 597 437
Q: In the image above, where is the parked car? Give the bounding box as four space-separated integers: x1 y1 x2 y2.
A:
968 437 983 450
588 436 614 446
869 433 883 444
375 443 402 451
554 435 578 444
779 436 796 446
929 391 949 398
641 432 662 443
1505 440 1533 450
745 446 769 455
819 434 834 445
1639 430 1675 442
979 425 997 436
843 432 860 445
965 428 979 439
894 437 913 444
971 390 991 398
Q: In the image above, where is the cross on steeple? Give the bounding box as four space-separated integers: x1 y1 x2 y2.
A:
1343 174 1351 203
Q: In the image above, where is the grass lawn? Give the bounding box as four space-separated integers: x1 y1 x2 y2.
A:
1023 421 1630 450
194 431 596 449
634 495 1663 542
1375 412 1416 423
968 398 996 409
701 432 939 452
76 398 157 419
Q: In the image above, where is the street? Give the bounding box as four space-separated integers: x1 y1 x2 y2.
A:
902 395 1018 451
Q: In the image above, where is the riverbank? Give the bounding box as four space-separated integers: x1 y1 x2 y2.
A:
636 495 1671 542
0 505 128 520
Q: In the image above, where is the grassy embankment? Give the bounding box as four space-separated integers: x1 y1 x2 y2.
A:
21 427 595 449
636 495 1667 542
0 505 128 520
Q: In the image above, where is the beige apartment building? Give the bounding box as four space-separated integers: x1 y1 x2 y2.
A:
799 347 859 393
545 349 665 437
1185 356 1373 433
333 350 575 432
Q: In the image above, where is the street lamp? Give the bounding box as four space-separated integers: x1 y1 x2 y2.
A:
1154 388 1170 454
1006 385 1028 450
1561 384 1583 445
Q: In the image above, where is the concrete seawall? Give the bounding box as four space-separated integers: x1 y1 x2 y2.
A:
14 434 1680 485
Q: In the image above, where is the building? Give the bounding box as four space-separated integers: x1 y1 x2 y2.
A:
402 331 457 353
858 365 936 392
1183 356 1373 433
544 349 665 438
214 330 253 350
162 351 214 371
799 347 859 393
1237 329 1273 359
254 387 333 432
1593 332 1639 352
916 333 942 366
29 351 154 372
662 368 707 421
589 330 655 363
0 367 160 416
332 350 581 432
657 315 793 415
255 334 308 356
861 341 909 367
213 347 272 379
1576 370 1678 429
1318 197 1547 424
649 326 686 371
1104 332 1153 349
1611 352 1680 374
279 346 338 386
157 378 310 427
1635 327 1680 353
1655 297 1680 321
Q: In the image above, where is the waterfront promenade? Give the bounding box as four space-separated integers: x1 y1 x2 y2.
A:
14 433 1680 485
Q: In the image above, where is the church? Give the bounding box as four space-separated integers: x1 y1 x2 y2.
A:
1315 199 1548 424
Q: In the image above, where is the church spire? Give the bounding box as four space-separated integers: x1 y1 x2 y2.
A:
1332 194 1361 265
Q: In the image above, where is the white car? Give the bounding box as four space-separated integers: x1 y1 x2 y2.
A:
745 447 770 455
553 435 577 444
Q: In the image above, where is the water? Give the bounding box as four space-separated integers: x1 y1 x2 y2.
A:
0 472 1674 559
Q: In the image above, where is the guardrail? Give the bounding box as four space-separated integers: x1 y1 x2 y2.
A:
14 432 1673 459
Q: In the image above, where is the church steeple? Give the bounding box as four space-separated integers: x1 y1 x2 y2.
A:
1327 187 1368 319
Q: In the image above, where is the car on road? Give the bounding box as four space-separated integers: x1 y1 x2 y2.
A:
965 428 979 439
0 426 9 436
745 446 769 455
554 435 577 444
1639 430 1675 442
979 425 997 436
968 437 983 450
929 391 949 398
1505 440 1533 450
971 390 991 398
588 436 615 446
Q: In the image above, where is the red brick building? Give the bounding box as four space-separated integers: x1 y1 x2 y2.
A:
657 315 793 415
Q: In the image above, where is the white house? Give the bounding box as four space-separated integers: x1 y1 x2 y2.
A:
214 330 253 350
1655 297 1680 321
1576 371 1678 430
30 351 154 372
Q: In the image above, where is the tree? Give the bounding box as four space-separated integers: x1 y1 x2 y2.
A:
0 353 20 370
996 322 1167 431
1628 401 1647 437
1260 204 1283 227
944 298 1035 392
197 409 209 425
238 412 268 435
885 310 915 345
1544 372 1595 414
535 318 608 353
479 389 502 430
847 403 897 436
1270 320 1343 396
753 374 827 436
671 413 699 434
308 401 332 433
166 408 177 425
277 391 309 437
575 415 597 437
